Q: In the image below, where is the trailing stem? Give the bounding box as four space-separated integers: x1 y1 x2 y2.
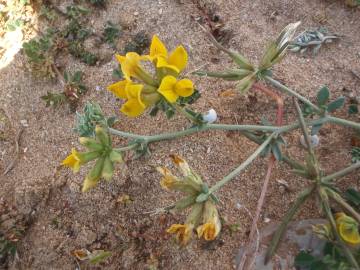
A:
238 83 284 269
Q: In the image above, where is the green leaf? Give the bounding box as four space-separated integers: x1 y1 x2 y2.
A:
271 142 282 161
294 251 316 267
89 250 112 264
72 71 82 83
311 123 323 135
327 97 345 113
349 104 359 114
317 86 330 106
344 188 360 207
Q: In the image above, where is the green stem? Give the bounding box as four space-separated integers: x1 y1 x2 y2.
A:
327 116 360 131
281 155 307 171
323 162 360 183
321 191 360 269
264 76 321 113
327 190 360 225
114 143 139 152
173 104 199 123
264 186 315 264
205 133 276 198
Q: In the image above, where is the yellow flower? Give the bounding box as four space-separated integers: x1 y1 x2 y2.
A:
196 200 221 241
335 212 360 245
157 167 179 190
108 80 146 117
62 148 82 173
167 224 194 246
115 52 153 84
149 35 188 74
158 75 194 103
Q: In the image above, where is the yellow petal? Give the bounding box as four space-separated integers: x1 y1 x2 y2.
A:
120 99 146 117
175 79 194 97
168 45 188 72
125 83 144 104
156 57 180 73
197 223 217 241
167 224 193 246
62 148 81 173
115 54 126 64
339 222 360 245
157 75 178 103
107 80 128 99
150 35 168 58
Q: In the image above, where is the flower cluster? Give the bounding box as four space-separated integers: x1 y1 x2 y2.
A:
157 155 221 246
62 126 123 192
313 212 360 245
107 36 195 117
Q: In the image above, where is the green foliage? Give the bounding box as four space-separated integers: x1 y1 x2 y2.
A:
41 70 87 110
39 6 57 21
344 188 360 209
5 18 24 31
87 0 107 7
68 41 98 66
22 28 57 77
288 27 339 55
65 5 90 20
350 147 360 164
74 102 117 137
112 66 123 79
41 92 66 107
103 21 122 46
124 31 150 55
302 86 345 135
294 242 354 270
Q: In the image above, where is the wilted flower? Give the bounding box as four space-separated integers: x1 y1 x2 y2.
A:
158 155 222 245
196 200 221 241
202 109 217 124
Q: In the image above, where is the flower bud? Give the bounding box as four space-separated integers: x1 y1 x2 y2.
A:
202 109 217 124
82 157 105 192
109 150 123 163
101 156 114 181
79 137 104 151
95 126 111 146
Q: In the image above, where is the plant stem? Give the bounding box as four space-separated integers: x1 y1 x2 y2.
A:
327 116 360 130
238 156 276 270
264 186 315 264
323 162 360 183
264 76 321 113
327 190 360 225
173 104 199 124
114 143 139 152
281 155 306 171
321 191 360 269
206 133 276 196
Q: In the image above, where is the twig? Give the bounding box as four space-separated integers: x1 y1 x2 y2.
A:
52 64 65 87
238 84 284 269
3 127 24 175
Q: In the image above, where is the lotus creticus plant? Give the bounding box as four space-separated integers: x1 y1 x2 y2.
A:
157 155 221 245
62 126 123 191
107 35 195 117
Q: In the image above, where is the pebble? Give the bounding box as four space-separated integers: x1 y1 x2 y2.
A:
134 11 139 16
20 119 29 127
158 8 163 15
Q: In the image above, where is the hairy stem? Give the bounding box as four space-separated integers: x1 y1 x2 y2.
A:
322 162 360 183
264 186 315 264
264 76 321 113
327 190 360 225
206 133 276 197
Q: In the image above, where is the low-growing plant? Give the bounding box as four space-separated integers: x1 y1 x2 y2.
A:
41 70 87 111
60 22 360 269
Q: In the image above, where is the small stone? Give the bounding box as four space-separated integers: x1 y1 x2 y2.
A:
134 11 139 16
264 217 271 223
300 134 320 148
158 8 163 15
20 119 29 127
95 86 101 91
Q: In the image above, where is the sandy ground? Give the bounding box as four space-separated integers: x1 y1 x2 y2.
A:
0 0 359 269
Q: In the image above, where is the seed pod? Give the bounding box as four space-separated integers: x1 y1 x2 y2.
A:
76 151 102 163
109 150 123 163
